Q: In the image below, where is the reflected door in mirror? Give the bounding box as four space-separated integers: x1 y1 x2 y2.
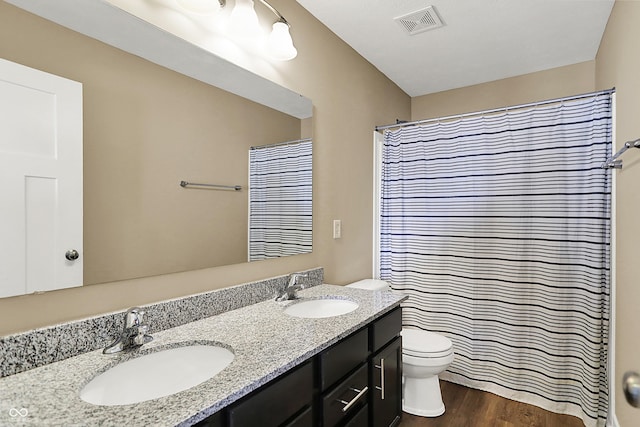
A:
0 59 83 297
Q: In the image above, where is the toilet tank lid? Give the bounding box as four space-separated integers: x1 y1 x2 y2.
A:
345 279 389 291
401 328 453 353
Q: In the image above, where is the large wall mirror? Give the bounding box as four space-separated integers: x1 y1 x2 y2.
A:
0 0 312 296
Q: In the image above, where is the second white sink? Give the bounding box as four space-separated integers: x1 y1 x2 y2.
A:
80 344 234 406
284 298 359 318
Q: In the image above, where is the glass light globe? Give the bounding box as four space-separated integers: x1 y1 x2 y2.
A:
268 21 297 61
229 0 262 38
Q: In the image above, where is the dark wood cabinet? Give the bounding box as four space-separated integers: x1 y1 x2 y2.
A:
322 364 369 426
193 410 224 427
227 361 313 427
370 308 402 353
344 404 368 427
370 337 402 427
319 328 369 392
285 406 313 427
196 307 403 427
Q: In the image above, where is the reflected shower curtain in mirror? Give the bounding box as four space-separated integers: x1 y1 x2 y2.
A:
379 92 612 427
249 139 312 261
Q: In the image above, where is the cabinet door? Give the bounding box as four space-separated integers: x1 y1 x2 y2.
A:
371 337 402 427
370 308 402 353
228 361 313 427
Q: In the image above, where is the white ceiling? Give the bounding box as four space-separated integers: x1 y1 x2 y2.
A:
296 0 614 97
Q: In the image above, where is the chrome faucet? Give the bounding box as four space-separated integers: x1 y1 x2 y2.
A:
103 307 153 354
276 273 308 301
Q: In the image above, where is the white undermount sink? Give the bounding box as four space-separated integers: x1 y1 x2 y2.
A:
284 298 359 318
80 344 234 406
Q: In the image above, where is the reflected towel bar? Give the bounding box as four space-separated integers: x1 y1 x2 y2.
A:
179 181 242 191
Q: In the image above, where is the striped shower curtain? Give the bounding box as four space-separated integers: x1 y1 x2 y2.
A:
379 93 612 426
249 139 312 261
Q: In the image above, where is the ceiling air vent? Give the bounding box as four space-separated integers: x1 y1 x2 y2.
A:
394 5 444 35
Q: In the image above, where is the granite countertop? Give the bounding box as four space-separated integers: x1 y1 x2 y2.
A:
0 284 405 427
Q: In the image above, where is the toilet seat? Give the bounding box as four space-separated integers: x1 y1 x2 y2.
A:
401 329 453 358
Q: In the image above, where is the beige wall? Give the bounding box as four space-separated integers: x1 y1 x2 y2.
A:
0 1 410 334
411 61 596 121
596 2 640 425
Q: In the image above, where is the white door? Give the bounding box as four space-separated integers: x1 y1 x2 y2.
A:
0 58 83 298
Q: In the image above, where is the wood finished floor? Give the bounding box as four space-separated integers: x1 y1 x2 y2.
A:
398 381 585 427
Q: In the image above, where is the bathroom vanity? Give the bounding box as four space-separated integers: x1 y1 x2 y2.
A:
0 281 405 427
206 306 402 427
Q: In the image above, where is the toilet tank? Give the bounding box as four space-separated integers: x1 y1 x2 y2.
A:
345 279 390 291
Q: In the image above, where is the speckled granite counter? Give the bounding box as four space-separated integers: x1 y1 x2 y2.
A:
0 284 405 427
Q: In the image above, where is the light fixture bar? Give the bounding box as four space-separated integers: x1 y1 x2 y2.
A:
258 0 289 25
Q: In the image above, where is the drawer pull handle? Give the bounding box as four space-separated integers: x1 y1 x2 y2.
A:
337 386 368 412
375 358 386 400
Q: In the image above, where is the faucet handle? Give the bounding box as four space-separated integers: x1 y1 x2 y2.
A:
124 307 146 328
288 272 309 286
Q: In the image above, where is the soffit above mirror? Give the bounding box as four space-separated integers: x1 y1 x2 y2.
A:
5 0 312 119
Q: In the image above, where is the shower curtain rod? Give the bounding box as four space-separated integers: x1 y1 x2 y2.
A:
250 137 311 150
375 88 615 132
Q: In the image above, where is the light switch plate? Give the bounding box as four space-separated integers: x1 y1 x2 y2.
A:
333 220 341 239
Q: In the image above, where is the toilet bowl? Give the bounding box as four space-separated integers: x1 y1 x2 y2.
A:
345 279 454 417
400 328 454 416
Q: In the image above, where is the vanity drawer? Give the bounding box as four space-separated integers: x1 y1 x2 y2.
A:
344 403 368 427
284 406 313 427
370 307 402 353
319 328 368 391
322 364 368 427
228 361 313 427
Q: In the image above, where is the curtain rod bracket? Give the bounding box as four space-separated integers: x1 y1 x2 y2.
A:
601 139 640 169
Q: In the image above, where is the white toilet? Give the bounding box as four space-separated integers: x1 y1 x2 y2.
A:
346 279 454 417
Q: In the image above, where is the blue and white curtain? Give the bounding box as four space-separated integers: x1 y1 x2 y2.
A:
249 139 312 261
379 92 612 426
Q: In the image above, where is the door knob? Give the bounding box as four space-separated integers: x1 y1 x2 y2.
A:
623 371 640 407
65 249 79 261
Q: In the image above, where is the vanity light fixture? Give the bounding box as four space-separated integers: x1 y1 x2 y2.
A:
177 0 298 61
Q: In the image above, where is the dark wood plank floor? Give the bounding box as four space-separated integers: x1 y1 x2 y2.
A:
398 381 585 427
